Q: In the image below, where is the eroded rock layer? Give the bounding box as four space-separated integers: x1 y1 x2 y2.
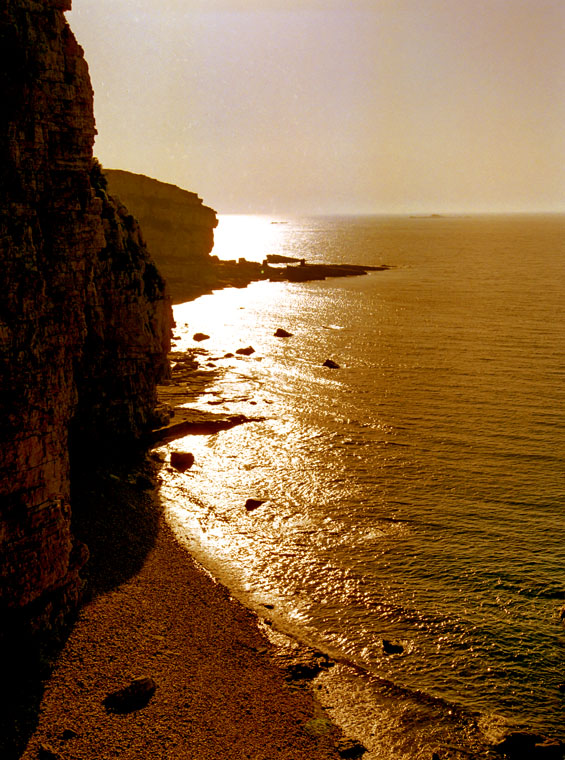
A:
0 0 172 637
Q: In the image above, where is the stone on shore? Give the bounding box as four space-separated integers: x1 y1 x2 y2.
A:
170 451 195 472
236 346 255 355
336 737 368 759
245 498 267 512
104 676 157 714
193 332 210 342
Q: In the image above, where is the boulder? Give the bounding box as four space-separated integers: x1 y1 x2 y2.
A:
493 731 561 758
282 648 335 681
104 676 157 713
193 332 210 342
336 738 368 759
236 346 255 355
382 639 404 655
245 498 267 512
323 359 340 369
274 328 293 337
170 451 195 472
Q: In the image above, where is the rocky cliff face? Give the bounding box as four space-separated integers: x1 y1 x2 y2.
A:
0 0 172 639
105 169 219 302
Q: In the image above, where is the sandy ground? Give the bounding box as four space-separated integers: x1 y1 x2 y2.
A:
13 350 362 760
16 441 348 760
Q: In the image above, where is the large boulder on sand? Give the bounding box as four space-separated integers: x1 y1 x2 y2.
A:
104 676 157 713
170 451 195 472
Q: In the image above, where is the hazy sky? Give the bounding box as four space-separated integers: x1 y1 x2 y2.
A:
67 0 565 214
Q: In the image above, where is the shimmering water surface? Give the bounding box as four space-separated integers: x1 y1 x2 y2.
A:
159 215 564 758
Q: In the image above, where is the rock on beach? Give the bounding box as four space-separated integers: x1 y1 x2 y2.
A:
170 451 195 472
103 676 157 713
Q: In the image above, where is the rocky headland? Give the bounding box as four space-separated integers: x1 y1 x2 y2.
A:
104 170 390 304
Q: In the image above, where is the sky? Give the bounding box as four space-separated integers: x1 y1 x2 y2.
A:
67 0 565 215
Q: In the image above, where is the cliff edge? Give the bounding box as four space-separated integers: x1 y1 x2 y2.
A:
0 0 172 641
105 169 221 302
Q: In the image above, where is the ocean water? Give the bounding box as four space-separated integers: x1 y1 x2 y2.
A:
159 214 565 758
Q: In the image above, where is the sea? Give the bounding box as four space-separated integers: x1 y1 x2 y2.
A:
158 214 565 759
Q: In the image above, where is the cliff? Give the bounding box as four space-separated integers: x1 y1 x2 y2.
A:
105 169 220 302
0 0 172 642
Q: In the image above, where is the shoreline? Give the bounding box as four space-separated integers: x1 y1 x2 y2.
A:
14 356 362 760
146 338 564 760
15 339 559 760
17 460 353 760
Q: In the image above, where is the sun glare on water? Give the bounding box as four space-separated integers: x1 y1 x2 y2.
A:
212 214 292 263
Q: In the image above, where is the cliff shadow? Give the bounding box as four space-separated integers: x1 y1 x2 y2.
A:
0 451 163 760
69 449 163 601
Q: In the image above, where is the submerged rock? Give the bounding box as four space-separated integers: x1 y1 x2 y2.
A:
382 639 404 655
274 328 293 337
282 649 335 681
304 717 332 736
323 359 340 369
493 731 564 759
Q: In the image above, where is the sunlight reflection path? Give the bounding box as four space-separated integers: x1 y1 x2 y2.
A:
212 214 293 263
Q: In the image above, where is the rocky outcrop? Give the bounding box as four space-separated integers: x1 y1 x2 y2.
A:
0 0 171 641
